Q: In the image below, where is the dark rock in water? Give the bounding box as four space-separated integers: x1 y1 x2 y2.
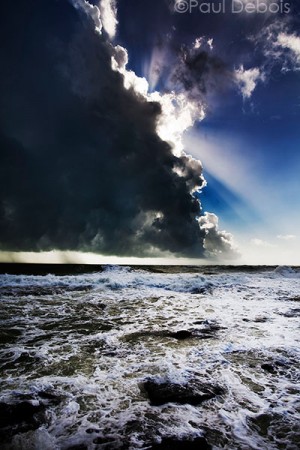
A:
0 328 22 345
190 285 213 295
150 436 212 449
86 428 100 434
141 379 224 406
66 445 88 450
248 413 273 436
0 401 45 440
169 330 192 340
191 287 207 294
169 323 222 341
16 390 64 406
289 296 300 302
38 390 64 405
282 308 300 318
93 436 121 446
102 350 118 357
124 325 220 344
261 363 277 374
254 317 268 323
98 303 107 309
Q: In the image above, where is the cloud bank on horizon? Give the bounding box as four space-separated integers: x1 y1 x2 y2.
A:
0 0 238 260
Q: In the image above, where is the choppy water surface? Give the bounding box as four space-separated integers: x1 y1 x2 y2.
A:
0 265 299 449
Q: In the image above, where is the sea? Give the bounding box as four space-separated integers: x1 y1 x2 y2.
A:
0 264 299 450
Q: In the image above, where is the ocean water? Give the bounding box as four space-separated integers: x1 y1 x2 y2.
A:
0 265 299 450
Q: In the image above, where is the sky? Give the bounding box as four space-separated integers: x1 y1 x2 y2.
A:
0 0 300 264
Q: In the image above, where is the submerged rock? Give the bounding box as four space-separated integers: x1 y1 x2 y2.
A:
66 445 88 450
0 391 64 442
248 413 273 436
169 330 192 340
37 390 64 405
261 363 277 374
190 284 214 295
124 327 218 343
281 308 300 318
0 401 46 440
141 379 224 406
150 436 212 449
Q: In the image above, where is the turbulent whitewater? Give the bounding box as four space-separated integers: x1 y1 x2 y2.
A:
0 265 299 449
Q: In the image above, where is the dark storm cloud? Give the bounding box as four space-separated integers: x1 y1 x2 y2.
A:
0 0 215 257
168 45 234 106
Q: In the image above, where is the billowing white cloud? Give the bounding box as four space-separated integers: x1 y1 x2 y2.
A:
72 0 102 33
112 48 204 155
99 0 118 39
235 66 264 98
151 92 204 156
198 213 238 258
73 0 118 39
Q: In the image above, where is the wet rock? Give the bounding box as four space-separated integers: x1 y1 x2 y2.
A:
254 317 268 323
248 413 273 436
86 427 100 434
0 328 22 345
141 379 224 406
66 445 88 450
150 436 212 449
102 351 118 357
93 436 120 446
282 308 300 318
169 323 222 341
261 363 277 374
190 284 214 295
289 296 300 302
169 330 192 340
124 325 220 344
191 287 208 295
97 303 107 309
168 329 214 341
0 401 45 440
38 390 64 405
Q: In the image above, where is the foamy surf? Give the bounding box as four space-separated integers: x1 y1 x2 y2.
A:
0 265 299 449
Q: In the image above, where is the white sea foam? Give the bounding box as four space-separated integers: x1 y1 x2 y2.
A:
0 266 299 449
